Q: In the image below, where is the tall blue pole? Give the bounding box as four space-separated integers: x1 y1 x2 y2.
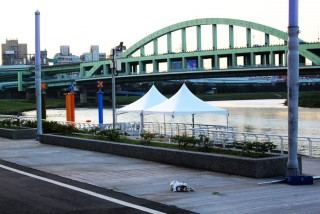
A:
286 0 300 176
35 10 42 139
98 91 103 128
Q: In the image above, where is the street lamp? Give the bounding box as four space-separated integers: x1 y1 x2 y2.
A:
110 42 126 130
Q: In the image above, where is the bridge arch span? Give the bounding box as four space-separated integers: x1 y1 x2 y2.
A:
122 18 291 58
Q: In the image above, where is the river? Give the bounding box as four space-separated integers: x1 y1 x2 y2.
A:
23 99 320 138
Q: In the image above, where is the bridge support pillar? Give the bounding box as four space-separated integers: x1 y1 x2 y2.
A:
250 53 256 66
212 56 219 69
26 90 34 100
167 59 172 71
18 72 24 91
244 54 251 66
299 55 306 65
212 24 217 50
198 56 203 70
125 62 130 74
153 60 159 73
80 89 87 104
279 53 284 66
167 32 172 53
270 51 275 66
103 64 109 75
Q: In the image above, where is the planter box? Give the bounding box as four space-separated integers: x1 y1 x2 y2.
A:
39 134 301 178
0 127 37 139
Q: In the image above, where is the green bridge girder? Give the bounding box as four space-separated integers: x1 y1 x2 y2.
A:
2 18 320 91
80 18 320 78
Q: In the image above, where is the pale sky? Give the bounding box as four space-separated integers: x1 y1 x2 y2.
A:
1 0 320 59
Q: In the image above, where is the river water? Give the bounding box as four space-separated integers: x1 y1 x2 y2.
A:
23 99 320 138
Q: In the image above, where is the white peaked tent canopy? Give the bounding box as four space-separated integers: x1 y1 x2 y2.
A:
144 83 227 116
117 85 167 133
144 84 228 136
117 85 167 114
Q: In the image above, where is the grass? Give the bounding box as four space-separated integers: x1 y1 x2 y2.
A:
0 99 65 115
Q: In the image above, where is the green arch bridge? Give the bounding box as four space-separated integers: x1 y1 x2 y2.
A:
1 18 320 92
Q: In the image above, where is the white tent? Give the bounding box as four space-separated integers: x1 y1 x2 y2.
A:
117 85 167 133
144 83 228 135
117 85 167 114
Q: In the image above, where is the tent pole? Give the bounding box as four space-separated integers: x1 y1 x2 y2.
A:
163 114 166 136
227 112 229 131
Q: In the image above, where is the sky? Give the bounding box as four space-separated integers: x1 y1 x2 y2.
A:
1 0 320 60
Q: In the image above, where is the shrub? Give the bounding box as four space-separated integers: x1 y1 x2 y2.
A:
233 141 276 155
196 134 214 151
171 134 197 148
140 131 156 144
97 129 120 142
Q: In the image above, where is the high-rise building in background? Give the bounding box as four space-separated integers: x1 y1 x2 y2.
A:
60 45 70 56
1 39 48 66
53 45 81 65
80 45 106 62
1 39 27 65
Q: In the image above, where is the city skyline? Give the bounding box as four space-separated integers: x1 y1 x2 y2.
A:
1 0 320 61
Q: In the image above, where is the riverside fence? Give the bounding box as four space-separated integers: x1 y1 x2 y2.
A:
1 115 319 158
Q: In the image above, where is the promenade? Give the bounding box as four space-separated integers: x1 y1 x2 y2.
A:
0 137 319 213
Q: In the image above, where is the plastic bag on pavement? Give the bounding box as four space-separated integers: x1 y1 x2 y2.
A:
170 180 195 192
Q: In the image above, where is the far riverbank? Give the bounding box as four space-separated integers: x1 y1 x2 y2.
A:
0 91 319 115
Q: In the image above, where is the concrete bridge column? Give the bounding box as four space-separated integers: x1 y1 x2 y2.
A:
153 39 158 55
279 53 284 66
167 58 172 71
197 56 203 70
102 64 108 75
299 55 306 65
26 91 34 100
80 66 85 76
227 55 232 68
181 28 187 52
212 55 219 69
270 51 275 66
139 61 145 74
244 54 251 66
182 57 187 70
167 32 172 53
140 46 145 57
212 24 217 50
265 33 270 46
284 51 288 66
130 63 138 74
246 28 251 47
250 52 256 66
80 88 87 104
18 72 23 91
229 25 234 48
153 60 159 73
232 54 237 67
266 53 270 65
197 25 202 51
125 62 130 74
261 54 266 65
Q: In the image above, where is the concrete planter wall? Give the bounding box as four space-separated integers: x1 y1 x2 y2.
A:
39 134 299 178
0 127 37 139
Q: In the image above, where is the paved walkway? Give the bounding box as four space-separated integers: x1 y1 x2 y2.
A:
0 137 319 214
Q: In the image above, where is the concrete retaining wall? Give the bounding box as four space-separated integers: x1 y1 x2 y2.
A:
39 134 296 178
0 128 37 139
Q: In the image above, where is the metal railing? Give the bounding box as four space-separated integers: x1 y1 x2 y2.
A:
0 116 318 158
192 128 320 158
